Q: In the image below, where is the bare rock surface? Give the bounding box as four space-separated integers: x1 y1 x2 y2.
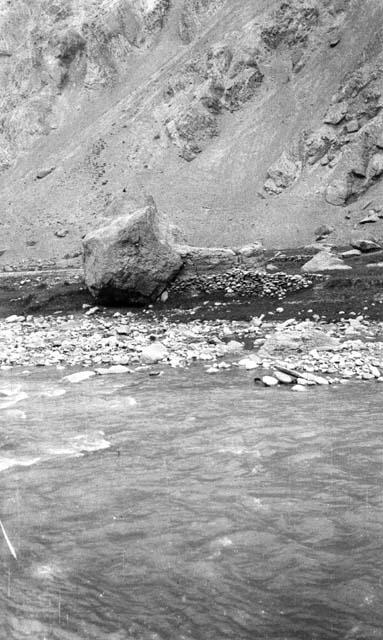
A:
301 250 351 273
3 1 383 264
83 200 182 304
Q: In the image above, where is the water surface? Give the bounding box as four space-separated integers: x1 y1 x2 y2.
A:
1 367 383 640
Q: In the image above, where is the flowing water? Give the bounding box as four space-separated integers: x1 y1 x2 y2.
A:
1 366 383 640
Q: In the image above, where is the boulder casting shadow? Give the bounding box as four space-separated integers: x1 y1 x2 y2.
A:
82 199 265 305
82 200 183 305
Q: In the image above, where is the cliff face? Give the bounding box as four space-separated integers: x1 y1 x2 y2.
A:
1 0 383 267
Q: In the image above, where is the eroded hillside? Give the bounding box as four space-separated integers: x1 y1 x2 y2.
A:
1 0 383 267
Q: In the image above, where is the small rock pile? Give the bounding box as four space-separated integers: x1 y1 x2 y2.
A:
169 269 315 299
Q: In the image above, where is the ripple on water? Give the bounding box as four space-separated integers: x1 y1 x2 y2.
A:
0 370 383 640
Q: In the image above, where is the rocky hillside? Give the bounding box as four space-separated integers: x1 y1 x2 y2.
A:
1 0 383 268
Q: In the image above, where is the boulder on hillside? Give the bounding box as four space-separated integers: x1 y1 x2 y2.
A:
350 231 382 252
301 249 351 272
325 176 351 206
264 151 302 195
83 200 183 304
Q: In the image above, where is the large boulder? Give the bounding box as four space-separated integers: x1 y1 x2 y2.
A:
83 201 183 304
301 249 351 273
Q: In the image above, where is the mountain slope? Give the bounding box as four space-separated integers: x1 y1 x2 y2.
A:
1 0 383 268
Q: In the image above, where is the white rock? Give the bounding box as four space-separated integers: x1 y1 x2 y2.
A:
85 306 99 316
262 375 279 387
5 315 24 323
291 384 307 392
141 343 168 364
64 371 96 383
341 249 362 258
303 372 329 385
238 357 261 370
224 340 244 352
273 371 293 384
370 366 381 378
301 250 352 273
96 365 131 375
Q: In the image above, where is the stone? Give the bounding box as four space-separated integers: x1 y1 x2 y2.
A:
297 377 312 386
175 245 237 274
291 384 307 392
238 356 262 370
237 243 264 258
64 371 96 383
328 30 341 47
261 375 279 387
303 372 329 385
85 306 99 316
367 262 383 268
273 371 293 384
350 232 382 252
5 315 25 323
83 200 183 304
345 119 359 133
368 153 383 179
341 249 361 258
323 102 348 125
301 250 351 272
315 224 334 239
325 177 351 206
264 152 301 194
141 342 168 364
224 340 244 352
359 212 379 224
55 229 69 238
36 166 55 179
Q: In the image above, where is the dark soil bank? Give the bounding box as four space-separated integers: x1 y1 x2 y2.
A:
2 251 383 323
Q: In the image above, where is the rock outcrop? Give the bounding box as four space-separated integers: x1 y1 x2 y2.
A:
83 200 182 304
4 0 383 266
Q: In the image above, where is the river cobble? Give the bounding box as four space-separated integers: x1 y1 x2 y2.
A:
1 309 383 387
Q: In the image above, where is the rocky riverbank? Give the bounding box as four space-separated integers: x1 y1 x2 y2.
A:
2 303 383 391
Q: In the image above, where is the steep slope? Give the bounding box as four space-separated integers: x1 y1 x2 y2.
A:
1 0 383 268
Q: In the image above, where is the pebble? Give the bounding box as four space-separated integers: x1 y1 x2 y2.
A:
291 385 307 392
273 371 293 384
85 306 99 316
238 357 262 370
141 343 168 364
261 375 279 387
224 340 244 352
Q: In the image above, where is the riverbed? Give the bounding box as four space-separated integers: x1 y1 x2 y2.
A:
1 366 383 639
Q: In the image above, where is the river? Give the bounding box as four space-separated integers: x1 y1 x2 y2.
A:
1 366 383 640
